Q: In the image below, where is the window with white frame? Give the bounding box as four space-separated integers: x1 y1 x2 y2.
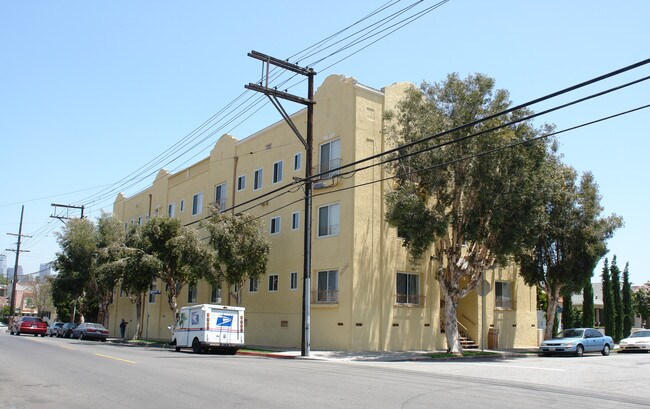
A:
138 216 142 225
268 274 278 292
215 183 227 211
273 160 283 184
192 192 203 215
254 168 263 190
290 272 298 290
180 199 185 212
316 270 338 302
270 216 281 235
237 175 246 191
293 152 302 171
495 281 513 309
187 284 197 303
318 203 340 237
319 138 341 178
396 272 420 305
249 278 259 293
211 286 221 303
291 211 300 230
168 203 175 217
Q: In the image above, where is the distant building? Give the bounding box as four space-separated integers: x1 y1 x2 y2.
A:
0 254 7 281
37 262 55 281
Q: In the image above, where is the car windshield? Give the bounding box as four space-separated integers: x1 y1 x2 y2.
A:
630 330 650 338
556 329 584 338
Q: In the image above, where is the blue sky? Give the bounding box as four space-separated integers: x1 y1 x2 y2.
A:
1 1 648 285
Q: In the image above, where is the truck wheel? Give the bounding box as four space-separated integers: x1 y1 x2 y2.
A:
192 338 202 354
175 346 181 352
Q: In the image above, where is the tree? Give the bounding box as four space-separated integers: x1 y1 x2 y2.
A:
602 259 615 337
582 281 595 327
52 218 98 322
139 216 215 322
91 213 125 327
561 288 574 330
518 159 622 340
202 208 270 306
633 282 650 329
622 262 633 338
29 277 54 318
610 256 623 341
384 73 552 354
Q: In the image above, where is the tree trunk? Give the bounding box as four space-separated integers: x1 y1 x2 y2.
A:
134 293 144 340
545 286 561 339
443 291 462 355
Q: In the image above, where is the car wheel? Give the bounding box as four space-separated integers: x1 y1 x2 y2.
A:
602 344 611 356
101 338 106 342
79 333 83 340
538 352 549 357
575 344 584 357
192 338 202 354
15 331 20 336
175 346 181 352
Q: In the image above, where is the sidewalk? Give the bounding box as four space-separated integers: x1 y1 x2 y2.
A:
107 338 537 362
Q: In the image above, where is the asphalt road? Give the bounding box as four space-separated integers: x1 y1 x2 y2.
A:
1 330 649 408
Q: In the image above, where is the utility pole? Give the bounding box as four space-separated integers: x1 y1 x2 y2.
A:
51 203 85 222
7 205 31 324
246 50 316 356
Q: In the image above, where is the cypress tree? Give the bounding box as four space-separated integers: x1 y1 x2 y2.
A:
610 256 623 342
622 263 634 338
561 288 574 330
582 281 595 327
602 258 615 337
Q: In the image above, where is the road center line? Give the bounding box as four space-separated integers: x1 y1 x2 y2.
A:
59 345 75 350
95 353 137 364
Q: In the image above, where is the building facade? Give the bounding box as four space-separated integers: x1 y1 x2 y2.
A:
108 74 539 351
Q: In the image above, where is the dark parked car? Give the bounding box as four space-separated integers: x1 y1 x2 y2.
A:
10 316 48 336
71 322 109 341
539 328 614 357
46 321 64 337
57 322 77 338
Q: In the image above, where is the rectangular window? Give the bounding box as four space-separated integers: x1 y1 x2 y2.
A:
249 278 259 293
192 192 203 216
187 285 197 303
268 274 278 292
215 183 227 212
319 139 341 178
138 216 143 225
495 282 513 309
396 272 420 305
294 152 302 171
290 272 298 290
270 216 281 235
291 211 300 230
237 175 246 191
254 168 263 190
317 270 338 303
180 199 185 212
211 286 221 303
273 160 283 184
318 203 340 237
148 283 157 303
168 203 175 217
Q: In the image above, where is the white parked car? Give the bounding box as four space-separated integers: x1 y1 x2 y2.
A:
619 330 650 352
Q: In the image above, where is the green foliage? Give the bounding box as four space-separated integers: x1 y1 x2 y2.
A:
633 283 650 328
518 156 622 339
537 287 547 311
561 288 574 330
384 73 553 353
139 216 215 317
601 259 615 338
622 263 633 338
582 281 595 327
202 208 270 305
610 256 623 341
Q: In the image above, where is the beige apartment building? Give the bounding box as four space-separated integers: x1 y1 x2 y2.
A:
108 74 539 351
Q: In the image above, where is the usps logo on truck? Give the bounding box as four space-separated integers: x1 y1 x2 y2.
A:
216 314 234 327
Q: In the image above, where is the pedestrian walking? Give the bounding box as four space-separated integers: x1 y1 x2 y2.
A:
120 319 128 338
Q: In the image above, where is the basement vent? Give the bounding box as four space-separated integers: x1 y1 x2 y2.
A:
337 322 344 326
424 323 430 327
355 323 363 327
281 320 288 328
266 143 272 150
392 323 399 327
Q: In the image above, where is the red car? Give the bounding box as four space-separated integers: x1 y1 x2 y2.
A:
10 316 48 337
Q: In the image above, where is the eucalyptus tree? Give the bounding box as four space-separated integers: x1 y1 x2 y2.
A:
139 216 215 321
202 207 270 306
519 162 622 340
384 73 552 354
